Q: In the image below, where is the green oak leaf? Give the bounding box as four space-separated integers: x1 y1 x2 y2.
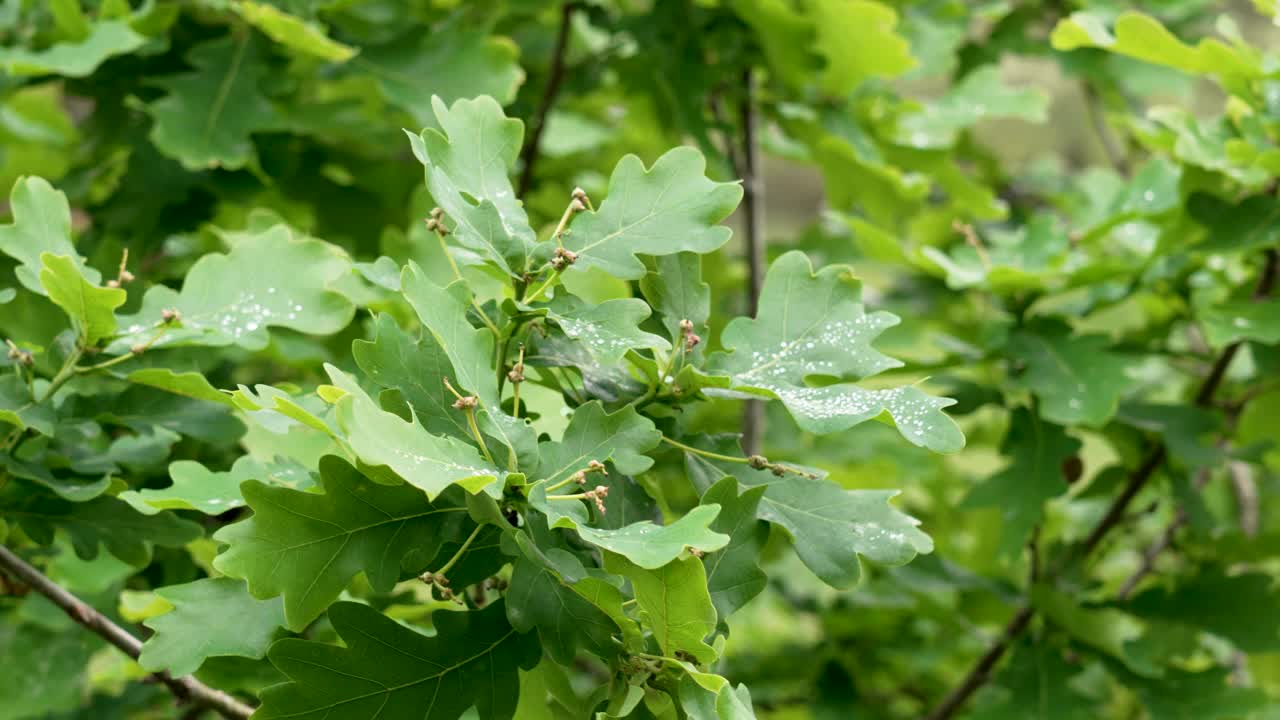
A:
138 578 285 676
405 95 537 277
0 177 100 293
124 368 236 406
973 644 1097 719
2 494 201 566
213 455 468 630
258 601 539 720
325 364 507 497
1188 192 1280 253
0 454 111 502
145 34 278 170
358 22 523 126
0 619 96 719
120 456 306 516
1051 11 1261 81
812 0 915 96
1116 665 1269 720
548 295 671 364
1009 322 1133 427
39 253 126 346
525 329 647 403
684 438 932 588
0 375 55 436
0 20 144 77
700 477 769 622
641 252 712 350
233 1 356 62
1127 566 1280 652
537 401 661 487
896 65 1049 149
710 251 964 453
109 224 355 352
506 537 632 664
964 409 1080 558
563 147 743 279
531 481 728 569
604 552 719 665
0 288 13 303
1198 298 1280 348
680 676 757 720
354 313 472 439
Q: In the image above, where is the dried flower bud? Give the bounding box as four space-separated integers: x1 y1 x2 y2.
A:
119 270 135 283
587 459 607 475
106 279 121 288
507 363 525 384
748 455 769 471
161 308 181 324
679 319 695 333
588 485 609 514
572 187 589 202
685 333 701 351
569 197 586 213
452 395 478 410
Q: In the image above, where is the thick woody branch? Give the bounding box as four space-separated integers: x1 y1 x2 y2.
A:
0 546 254 720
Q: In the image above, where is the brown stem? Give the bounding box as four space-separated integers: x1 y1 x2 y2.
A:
0 546 254 720
516 2 577 197
921 247 1279 720
740 67 766 456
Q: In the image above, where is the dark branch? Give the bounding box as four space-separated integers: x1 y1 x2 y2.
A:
517 2 578 197
740 67 766 456
0 546 254 720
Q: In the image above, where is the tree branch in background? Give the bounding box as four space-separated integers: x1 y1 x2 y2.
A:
740 67 766 456
517 2 578 197
0 546 255 720
922 247 1279 720
1081 81 1130 174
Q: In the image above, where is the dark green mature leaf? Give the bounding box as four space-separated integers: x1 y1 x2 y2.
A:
641 252 712 347
548 296 671 364
684 439 932 588
138 578 285 676
354 313 471 439
0 617 96 719
258 601 539 720
2 495 201 566
699 477 768 622
325 365 507 498
1009 323 1132 427
213 455 467 630
0 375 55 436
0 177 100 293
110 225 355 352
145 34 278 170
1198 298 1280 348
965 409 1079 557
1119 665 1269 720
711 251 964 453
563 147 743 279
39 253 125 345
973 644 1097 719
604 552 719 664
406 96 536 277
1127 567 1280 652
537 401 661 486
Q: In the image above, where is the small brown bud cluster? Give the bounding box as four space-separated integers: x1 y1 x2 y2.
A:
5 339 32 367
550 246 578 271
424 208 449 235
570 459 609 486
678 318 701 352
584 485 609 514
572 187 590 204
419 572 461 603
748 453 812 478
161 308 181 324
452 395 478 410
507 361 525 384
106 250 135 288
689 548 705 559
130 343 148 355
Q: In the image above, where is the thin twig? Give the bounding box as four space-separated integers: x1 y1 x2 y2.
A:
740 67 766 456
0 546 254 719
517 2 578 197
922 248 1279 720
1081 82 1129 174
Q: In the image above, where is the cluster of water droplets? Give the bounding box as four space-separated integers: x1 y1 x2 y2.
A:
736 313 894 384
191 288 304 340
392 448 496 479
558 316 637 359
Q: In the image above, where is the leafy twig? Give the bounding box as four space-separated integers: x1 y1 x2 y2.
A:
0 546 254 720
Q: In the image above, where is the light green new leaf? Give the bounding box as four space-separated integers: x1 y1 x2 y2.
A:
234 1 356 62
605 552 719 665
213 455 467 630
359 22 523 126
710 251 964 453
964 409 1080 558
1127 567 1280 652
700 477 769 622
39 253 125 346
324 365 506 497
146 34 278 170
537 401 661 487
812 0 915 96
401 263 497 403
138 578 285 676
0 21 144 77
406 96 537 277
125 368 235 406
1198 298 1280 348
120 456 306 516
0 177 99 293
680 676 757 720
548 295 671 364
1051 12 1261 80
564 147 743 279
684 439 932 588
110 224 354 351
896 65 1049 149
1009 323 1133 427
258 601 539 720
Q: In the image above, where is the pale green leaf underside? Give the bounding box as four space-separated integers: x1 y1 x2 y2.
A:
139 577 285 676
